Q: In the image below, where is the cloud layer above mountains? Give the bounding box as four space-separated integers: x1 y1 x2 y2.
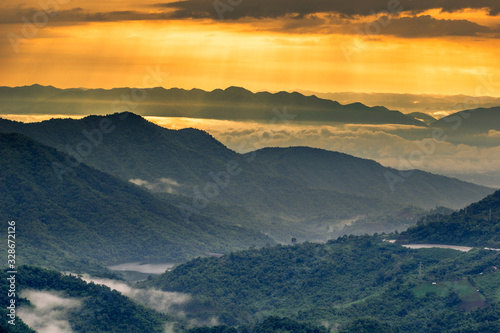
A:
147 116 500 187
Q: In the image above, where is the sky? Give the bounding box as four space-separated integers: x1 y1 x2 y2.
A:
1 0 500 96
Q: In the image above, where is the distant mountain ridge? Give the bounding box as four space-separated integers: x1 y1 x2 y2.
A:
430 106 500 132
0 84 426 125
3 85 500 131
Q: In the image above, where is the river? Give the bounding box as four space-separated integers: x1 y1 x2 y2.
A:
108 262 177 281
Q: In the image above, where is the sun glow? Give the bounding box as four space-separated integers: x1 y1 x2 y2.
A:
0 2 499 96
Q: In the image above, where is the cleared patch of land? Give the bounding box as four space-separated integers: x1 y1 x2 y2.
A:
413 279 485 311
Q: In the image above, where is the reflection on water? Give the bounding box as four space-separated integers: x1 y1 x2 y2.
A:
109 262 176 274
402 244 473 252
108 262 177 282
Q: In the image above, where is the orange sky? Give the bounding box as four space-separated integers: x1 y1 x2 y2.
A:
1 1 499 96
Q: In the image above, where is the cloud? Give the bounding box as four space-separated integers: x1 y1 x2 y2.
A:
0 7 173 25
18 290 81 333
129 177 181 193
1 2 498 39
487 130 500 138
81 275 190 316
363 15 492 38
258 13 497 38
164 323 176 333
108 262 175 274
158 0 500 20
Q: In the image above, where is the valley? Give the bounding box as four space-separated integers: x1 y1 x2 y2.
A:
2 0 500 330
1 91 499 333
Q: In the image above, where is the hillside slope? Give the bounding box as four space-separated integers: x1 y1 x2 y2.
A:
248 146 492 209
143 235 500 332
0 133 272 270
398 190 500 247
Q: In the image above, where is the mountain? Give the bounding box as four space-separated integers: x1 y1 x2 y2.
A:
297 90 500 115
0 114 402 241
246 146 493 209
0 133 273 271
0 85 426 125
0 113 493 242
0 112 234 186
431 106 500 133
143 235 500 332
398 190 500 247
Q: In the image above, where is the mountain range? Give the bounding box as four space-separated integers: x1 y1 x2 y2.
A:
0 84 427 125
3 84 500 135
139 191 500 331
0 101 499 332
0 112 494 243
4 190 499 333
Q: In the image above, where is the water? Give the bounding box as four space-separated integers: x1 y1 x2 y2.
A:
401 244 473 252
108 262 177 281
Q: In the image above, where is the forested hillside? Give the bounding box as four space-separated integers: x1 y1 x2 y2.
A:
0 133 272 272
0 113 493 242
6 236 499 332
398 189 500 247
143 236 500 332
0 266 169 333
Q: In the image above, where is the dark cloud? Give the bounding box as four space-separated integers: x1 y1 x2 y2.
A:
280 14 329 32
360 15 492 38
157 0 500 20
269 14 494 38
1 2 497 39
0 7 171 25
1 1 498 25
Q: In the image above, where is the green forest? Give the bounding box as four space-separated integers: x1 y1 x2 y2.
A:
3 235 498 332
399 189 500 247
141 236 500 332
0 113 499 332
0 133 272 273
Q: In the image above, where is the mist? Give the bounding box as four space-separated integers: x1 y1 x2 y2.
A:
17 290 81 333
81 275 190 315
129 177 181 193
